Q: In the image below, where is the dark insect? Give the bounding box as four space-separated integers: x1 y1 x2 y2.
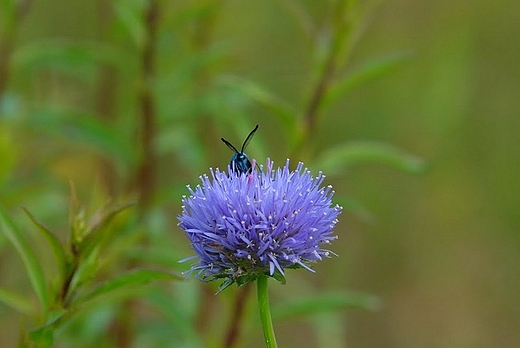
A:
221 124 259 174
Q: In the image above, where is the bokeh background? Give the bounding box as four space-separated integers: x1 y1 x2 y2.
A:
1 0 519 347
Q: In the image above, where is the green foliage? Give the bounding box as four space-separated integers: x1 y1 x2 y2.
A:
26 108 134 167
113 0 147 49
0 287 33 315
0 205 50 315
12 40 132 77
0 196 179 346
217 75 299 145
315 141 428 176
322 53 413 111
0 0 17 34
272 291 381 321
75 269 181 307
0 0 434 347
0 127 18 190
22 207 68 284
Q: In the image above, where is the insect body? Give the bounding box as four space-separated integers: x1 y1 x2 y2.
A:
221 124 259 174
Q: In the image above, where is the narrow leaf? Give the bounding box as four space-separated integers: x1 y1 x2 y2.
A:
323 53 412 110
28 325 53 348
0 206 49 313
77 269 181 306
22 208 68 283
29 308 67 339
125 246 188 271
271 291 381 320
271 271 287 285
87 202 136 236
217 75 298 130
113 1 146 49
145 287 204 346
280 0 315 40
65 247 98 304
334 195 375 224
28 108 134 167
79 202 135 257
0 287 33 315
315 141 427 175
216 278 235 295
0 126 18 187
12 40 132 76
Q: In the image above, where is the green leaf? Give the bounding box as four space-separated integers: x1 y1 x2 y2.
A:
280 0 315 40
145 286 204 346
217 75 298 133
334 195 375 224
42 308 67 328
0 126 18 186
125 246 187 271
315 141 427 175
0 0 17 32
0 205 50 313
0 287 33 315
12 40 133 76
216 278 235 294
28 325 53 348
76 269 181 306
65 247 98 304
22 208 69 284
155 126 206 175
271 291 381 320
28 108 134 167
271 270 287 285
113 1 146 49
29 308 67 341
323 52 413 110
79 202 136 258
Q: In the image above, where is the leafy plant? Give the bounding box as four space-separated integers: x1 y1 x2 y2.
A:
0 188 180 347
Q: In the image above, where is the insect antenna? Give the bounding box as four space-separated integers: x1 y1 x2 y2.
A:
241 124 259 153
221 137 239 153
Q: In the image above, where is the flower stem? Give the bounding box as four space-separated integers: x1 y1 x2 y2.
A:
257 275 278 348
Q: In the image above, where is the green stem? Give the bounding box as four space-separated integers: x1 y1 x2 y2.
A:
257 275 278 348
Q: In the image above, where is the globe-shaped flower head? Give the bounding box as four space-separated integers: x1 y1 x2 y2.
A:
179 159 342 292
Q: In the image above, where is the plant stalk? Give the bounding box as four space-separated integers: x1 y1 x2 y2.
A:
257 275 278 348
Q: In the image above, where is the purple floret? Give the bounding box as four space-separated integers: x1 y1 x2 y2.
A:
178 159 342 290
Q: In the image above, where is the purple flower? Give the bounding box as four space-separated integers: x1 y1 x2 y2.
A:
178 159 342 291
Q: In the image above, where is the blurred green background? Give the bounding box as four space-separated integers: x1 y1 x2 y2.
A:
1 0 519 347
